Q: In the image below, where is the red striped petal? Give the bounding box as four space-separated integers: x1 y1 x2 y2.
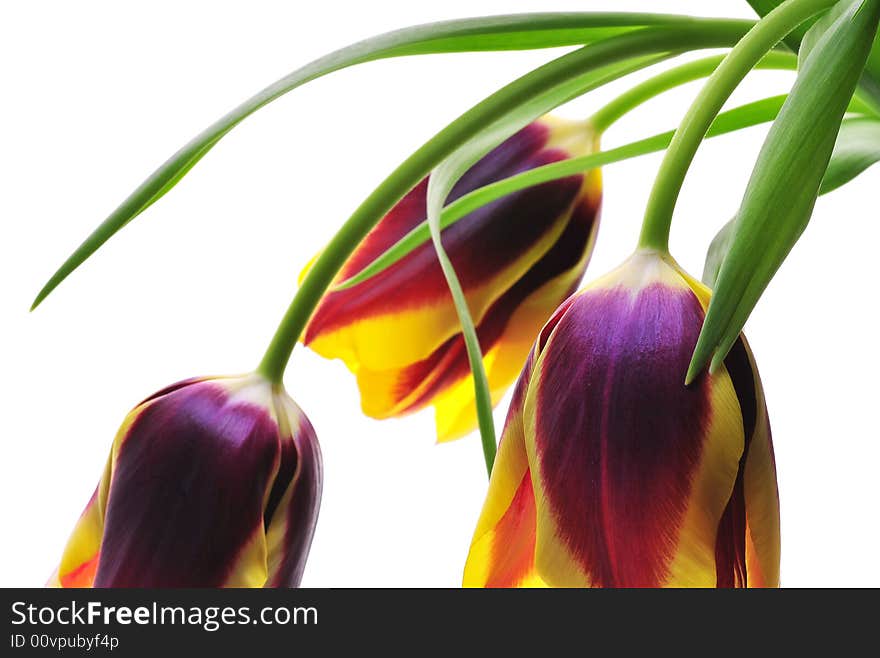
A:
266 398 323 587
303 119 597 375
94 378 281 587
530 282 714 587
54 375 323 589
352 181 601 439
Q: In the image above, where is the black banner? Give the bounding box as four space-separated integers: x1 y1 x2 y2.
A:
0 588 864 654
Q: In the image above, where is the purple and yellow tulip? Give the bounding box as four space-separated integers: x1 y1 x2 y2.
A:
463 250 780 588
50 374 322 588
302 116 603 441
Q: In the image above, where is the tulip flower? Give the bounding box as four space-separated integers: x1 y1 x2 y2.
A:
49 373 321 588
463 250 780 588
302 115 603 441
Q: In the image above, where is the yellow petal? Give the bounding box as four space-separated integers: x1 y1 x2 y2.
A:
463 359 545 588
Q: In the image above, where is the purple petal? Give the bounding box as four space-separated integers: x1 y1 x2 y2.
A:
714 337 759 587
94 380 280 587
266 411 322 588
534 284 712 587
304 121 586 338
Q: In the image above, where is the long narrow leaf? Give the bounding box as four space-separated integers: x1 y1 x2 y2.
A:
427 208 498 474
421 51 669 472
266 21 757 467
798 2 851 65
690 0 880 380
747 0 880 110
339 92 875 296
31 12 750 309
334 95 793 291
819 115 880 192
702 115 880 286
420 18 796 468
233 23 759 416
701 220 736 289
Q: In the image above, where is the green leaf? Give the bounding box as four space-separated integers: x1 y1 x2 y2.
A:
399 25 791 470
423 51 671 473
701 218 736 289
243 22 761 395
703 114 880 287
341 93 873 298
426 201 499 474
689 0 880 381
30 12 751 310
747 0 880 112
819 115 880 191
335 95 792 292
798 2 850 66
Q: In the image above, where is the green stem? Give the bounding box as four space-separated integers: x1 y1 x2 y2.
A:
589 51 797 133
637 0 837 252
255 19 761 385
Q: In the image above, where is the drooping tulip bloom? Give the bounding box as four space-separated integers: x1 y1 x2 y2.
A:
302 116 603 441
49 373 321 588
463 250 780 588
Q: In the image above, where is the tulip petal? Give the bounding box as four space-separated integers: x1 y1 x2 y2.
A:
712 337 756 587
352 180 601 441
55 488 103 588
433 187 601 441
54 413 136 588
462 303 576 587
743 413 780 587
708 335 780 588
463 351 544 588
665 356 744 587
265 396 323 587
304 121 590 372
525 274 744 587
94 380 281 587
736 340 781 587
464 253 778 588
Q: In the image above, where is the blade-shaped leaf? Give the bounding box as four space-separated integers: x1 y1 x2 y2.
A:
420 14 801 465
819 115 880 191
335 95 794 291
238 23 760 417
703 113 880 286
340 88 873 297
422 51 673 472
701 218 736 289
690 0 880 381
426 199 499 473
748 0 880 111
31 12 750 309
798 2 850 65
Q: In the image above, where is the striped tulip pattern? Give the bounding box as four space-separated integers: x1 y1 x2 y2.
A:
50 374 322 588
302 116 603 441
463 250 780 588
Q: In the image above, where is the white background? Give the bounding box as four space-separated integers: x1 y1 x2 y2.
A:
1 0 877 588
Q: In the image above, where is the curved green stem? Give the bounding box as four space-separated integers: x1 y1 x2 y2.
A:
255 20 758 384
589 50 797 133
637 0 837 252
